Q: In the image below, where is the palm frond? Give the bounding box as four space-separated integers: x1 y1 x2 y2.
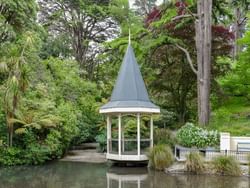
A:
9 118 27 125
15 128 27 134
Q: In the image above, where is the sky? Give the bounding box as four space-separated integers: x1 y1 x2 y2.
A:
129 0 164 8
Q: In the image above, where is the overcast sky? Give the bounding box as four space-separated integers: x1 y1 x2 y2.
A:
129 0 164 8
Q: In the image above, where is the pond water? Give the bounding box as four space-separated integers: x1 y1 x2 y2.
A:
0 162 249 188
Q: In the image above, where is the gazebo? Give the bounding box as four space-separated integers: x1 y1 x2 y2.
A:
100 44 160 161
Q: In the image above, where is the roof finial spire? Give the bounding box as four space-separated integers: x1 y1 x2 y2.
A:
128 28 131 45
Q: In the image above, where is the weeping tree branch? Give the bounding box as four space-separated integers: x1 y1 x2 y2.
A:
175 44 197 75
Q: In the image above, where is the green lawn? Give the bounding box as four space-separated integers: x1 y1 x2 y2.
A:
210 98 250 136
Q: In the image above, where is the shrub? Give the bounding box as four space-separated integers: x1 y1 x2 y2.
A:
185 152 205 174
154 128 176 148
177 123 219 148
0 147 25 166
212 156 241 176
148 144 174 170
95 132 106 152
24 144 50 165
45 130 63 158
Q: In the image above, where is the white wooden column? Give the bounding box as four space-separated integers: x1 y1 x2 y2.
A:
150 115 153 148
107 115 111 154
122 129 125 153
137 113 140 156
118 114 122 156
107 174 110 188
118 179 121 188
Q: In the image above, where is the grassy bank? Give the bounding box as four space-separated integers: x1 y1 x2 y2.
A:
210 98 250 136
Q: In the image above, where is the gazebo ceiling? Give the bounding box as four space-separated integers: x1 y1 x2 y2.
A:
100 44 160 114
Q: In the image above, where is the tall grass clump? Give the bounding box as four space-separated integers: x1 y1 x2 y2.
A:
148 144 174 171
212 156 241 176
185 152 205 174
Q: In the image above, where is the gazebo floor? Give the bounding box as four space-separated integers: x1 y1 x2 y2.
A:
106 153 148 161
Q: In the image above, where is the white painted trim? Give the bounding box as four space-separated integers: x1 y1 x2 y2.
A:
106 153 148 161
107 173 148 181
100 107 160 114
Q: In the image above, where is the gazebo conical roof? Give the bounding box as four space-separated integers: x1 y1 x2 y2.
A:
100 44 160 114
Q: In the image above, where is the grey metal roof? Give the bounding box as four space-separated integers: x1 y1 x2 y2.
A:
100 44 160 111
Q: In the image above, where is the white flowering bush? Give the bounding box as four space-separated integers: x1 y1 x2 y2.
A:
177 123 219 148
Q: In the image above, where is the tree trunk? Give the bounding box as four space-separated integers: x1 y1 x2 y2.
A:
6 110 13 147
7 93 18 147
196 0 212 126
9 124 13 147
233 7 241 59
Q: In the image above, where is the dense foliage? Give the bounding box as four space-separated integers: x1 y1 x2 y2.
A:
0 56 102 165
0 0 103 166
176 123 219 148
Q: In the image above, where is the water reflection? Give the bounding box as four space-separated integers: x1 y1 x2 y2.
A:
107 166 250 188
0 162 249 188
107 167 148 188
0 162 107 188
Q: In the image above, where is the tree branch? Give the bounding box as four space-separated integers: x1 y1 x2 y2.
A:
171 14 197 21
175 44 197 75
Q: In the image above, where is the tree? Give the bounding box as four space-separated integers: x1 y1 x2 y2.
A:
195 0 213 125
145 1 231 125
232 0 249 59
133 0 157 16
220 16 250 101
38 0 119 79
0 0 37 43
0 32 37 146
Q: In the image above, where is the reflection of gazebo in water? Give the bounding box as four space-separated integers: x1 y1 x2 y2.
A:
106 167 148 188
100 44 160 161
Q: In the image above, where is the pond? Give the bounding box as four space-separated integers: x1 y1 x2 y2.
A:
0 162 249 188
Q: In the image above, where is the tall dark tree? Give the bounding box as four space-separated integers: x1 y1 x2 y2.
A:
196 0 213 125
38 0 119 79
